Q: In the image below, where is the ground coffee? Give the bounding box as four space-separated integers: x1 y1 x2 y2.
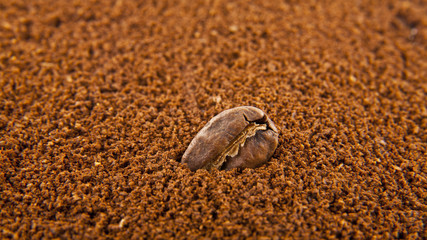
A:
0 0 426 239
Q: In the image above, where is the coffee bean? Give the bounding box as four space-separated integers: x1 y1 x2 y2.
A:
182 106 279 171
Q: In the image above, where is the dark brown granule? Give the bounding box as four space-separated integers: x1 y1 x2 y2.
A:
0 0 426 239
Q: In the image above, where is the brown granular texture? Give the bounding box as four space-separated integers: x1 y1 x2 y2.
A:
1 0 426 239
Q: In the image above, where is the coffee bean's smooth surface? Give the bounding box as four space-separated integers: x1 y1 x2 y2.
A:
182 106 279 171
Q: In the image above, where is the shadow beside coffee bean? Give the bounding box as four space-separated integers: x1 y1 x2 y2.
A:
182 106 279 171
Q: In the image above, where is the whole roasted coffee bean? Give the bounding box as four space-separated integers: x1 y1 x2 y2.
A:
182 106 279 171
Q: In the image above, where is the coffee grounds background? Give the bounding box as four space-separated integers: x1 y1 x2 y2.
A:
1 0 426 239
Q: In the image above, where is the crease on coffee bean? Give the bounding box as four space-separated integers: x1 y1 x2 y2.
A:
243 113 276 132
202 113 271 170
